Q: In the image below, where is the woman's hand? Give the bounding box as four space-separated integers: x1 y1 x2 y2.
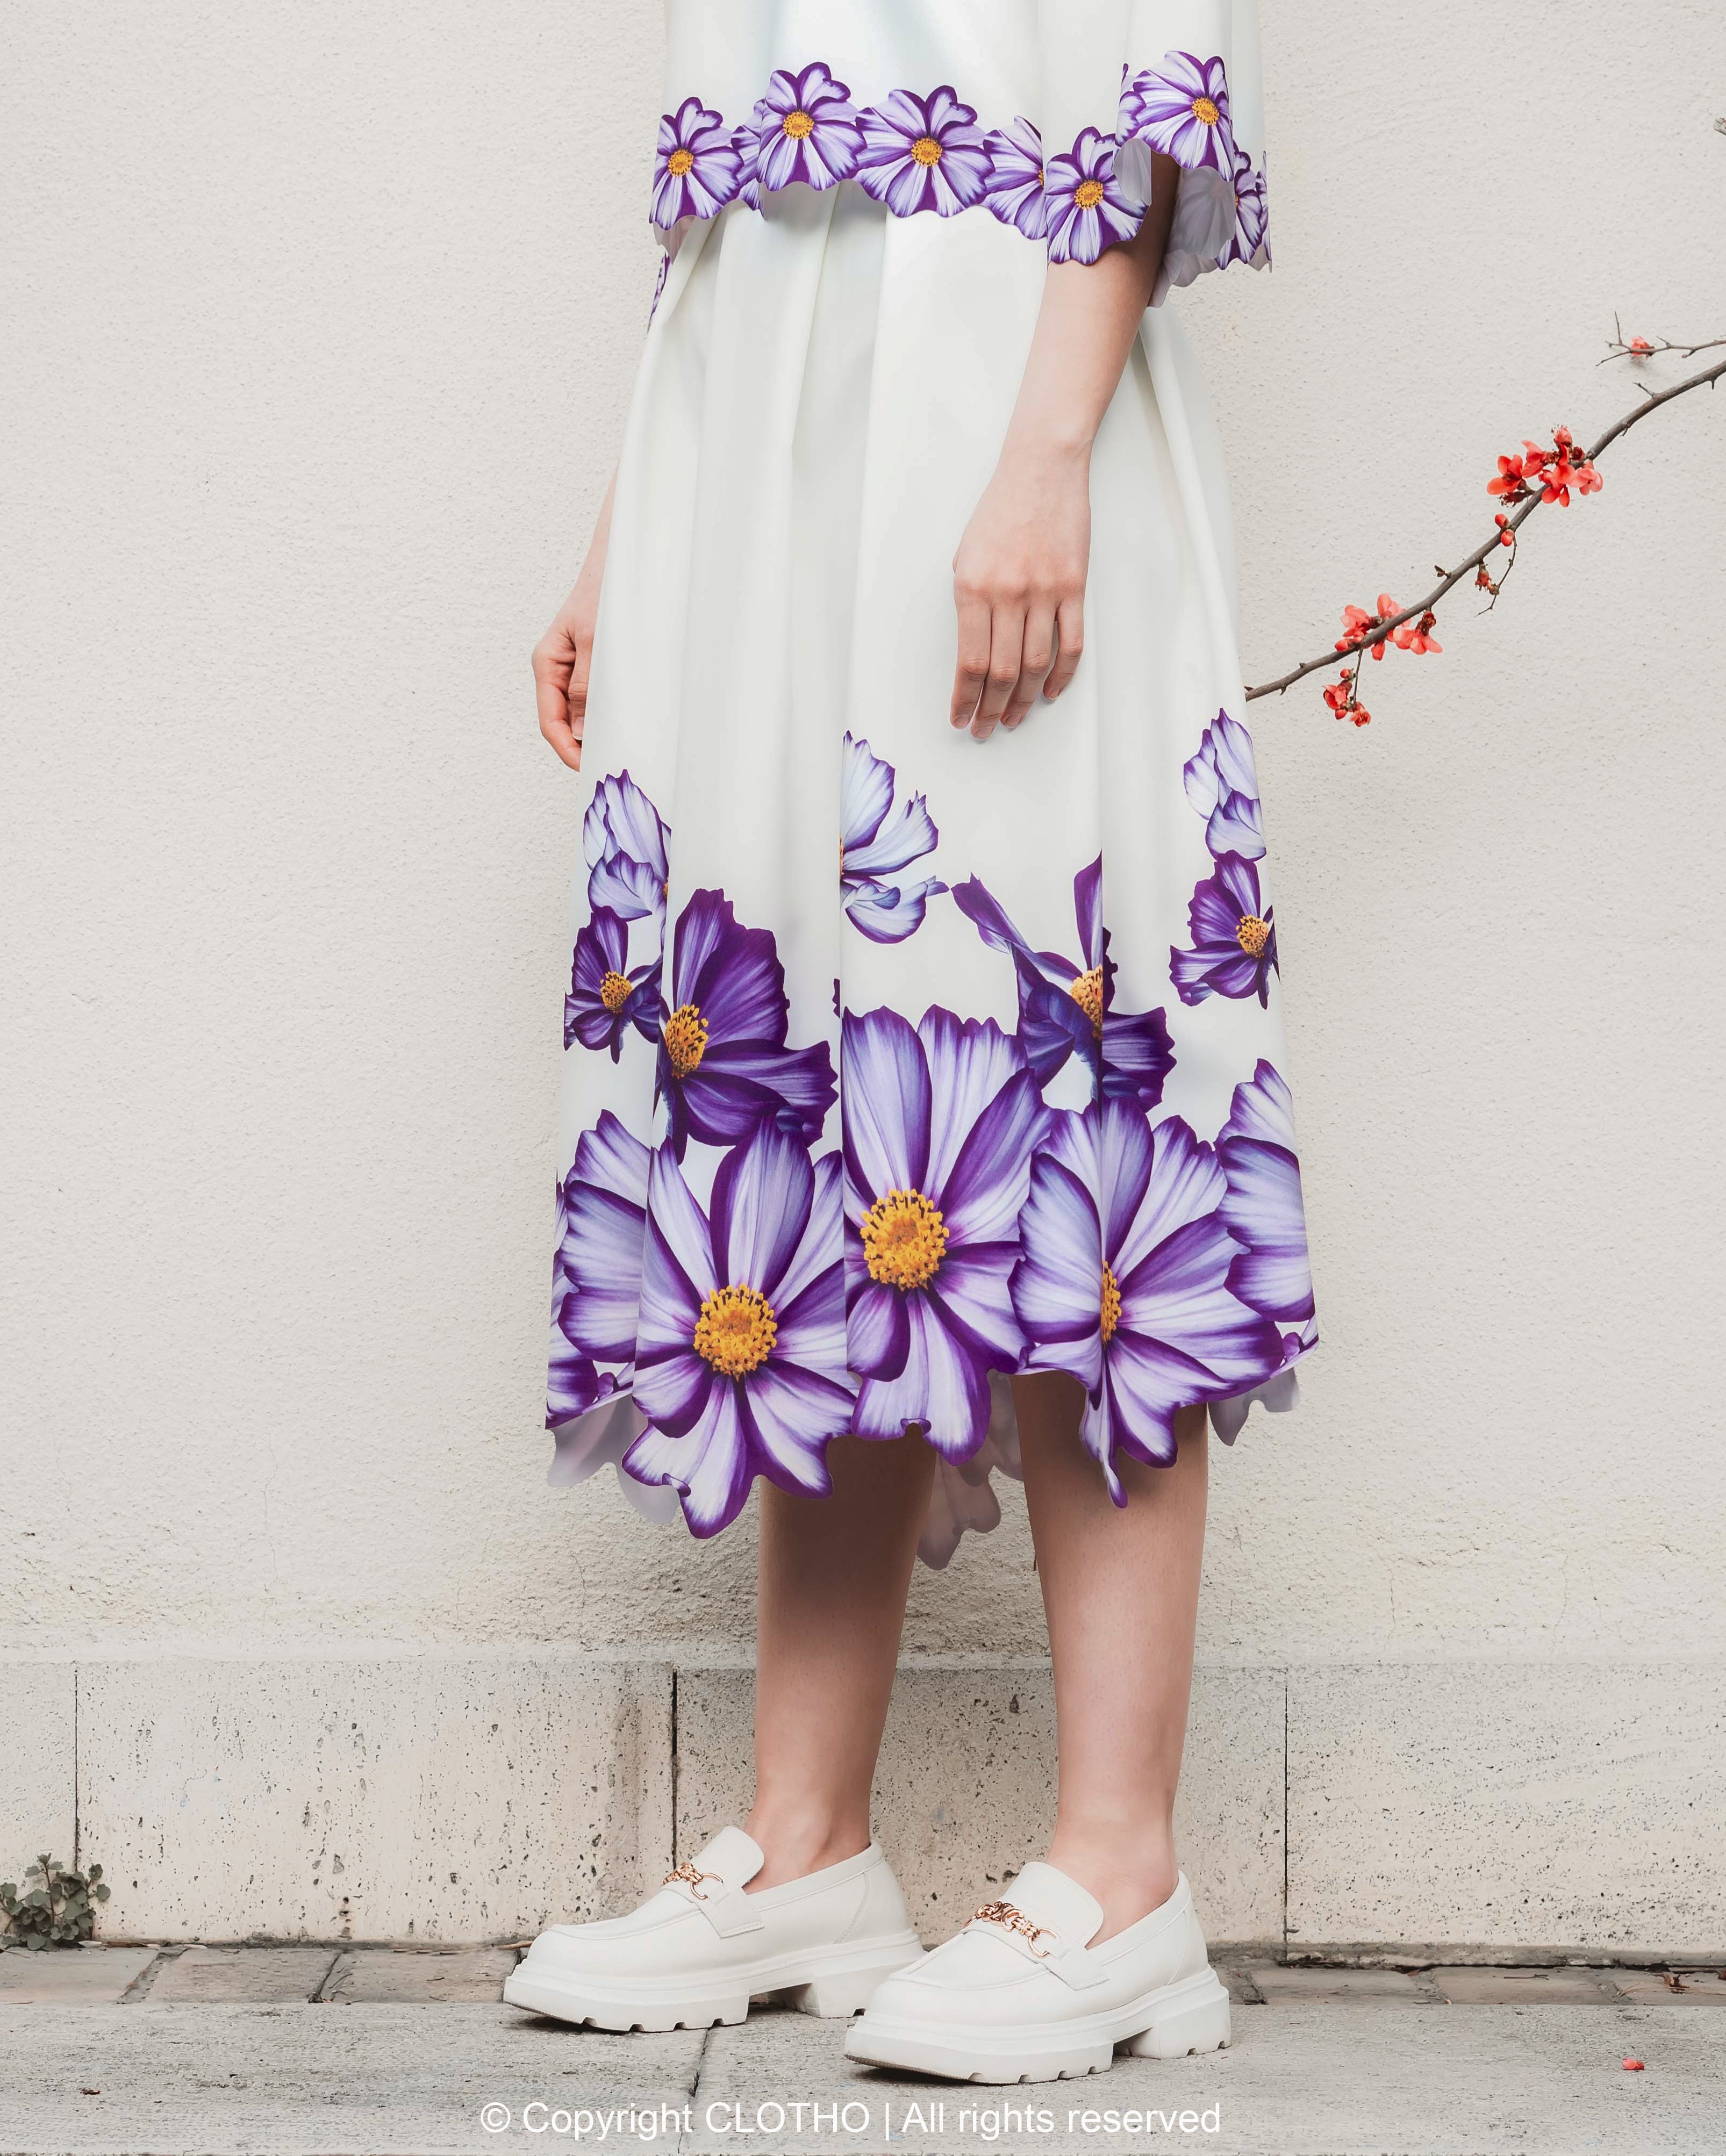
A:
533 475 616 771
949 443 1090 741
947 155 1180 744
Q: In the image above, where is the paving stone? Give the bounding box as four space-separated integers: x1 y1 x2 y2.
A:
1434 1964 1618 2004
0 1945 156 2003
1606 1966 1726 2003
147 1945 341 2002
0 2002 704 2154
1244 1961 1429 2003
680 1999 1726 2155
330 1945 519 2002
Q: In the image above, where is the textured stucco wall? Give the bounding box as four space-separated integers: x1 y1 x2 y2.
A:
4 1 1724 1672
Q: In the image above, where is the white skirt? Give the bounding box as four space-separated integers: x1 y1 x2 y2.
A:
547 183 1315 1567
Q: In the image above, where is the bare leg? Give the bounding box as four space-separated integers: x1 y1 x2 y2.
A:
746 1432 935 1891
1015 1372 1209 1941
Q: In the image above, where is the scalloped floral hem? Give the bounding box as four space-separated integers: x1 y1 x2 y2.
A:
547 1347 1310 1573
650 54 1270 284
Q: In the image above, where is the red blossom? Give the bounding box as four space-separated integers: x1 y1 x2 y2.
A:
1322 671 1371 727
1394 610 1443 655
1629 335 1653 355
1335 595 1397 658
1576 460 1603 495
1488 454 1530 499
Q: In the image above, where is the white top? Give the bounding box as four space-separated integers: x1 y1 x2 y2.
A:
650 0 1268 298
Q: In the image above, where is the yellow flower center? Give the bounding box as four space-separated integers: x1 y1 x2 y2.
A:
1192 96 1221 127
911 134 943 167
1235 916 1271 958
1101 1262 1122 1346
692 1283 778 1378
1073 177 1106 210
1068 966 1105 1038
667 146 696 177
861 1188 949 1292
599 969 633 1016
782 108 814 139
663 1002 709 1079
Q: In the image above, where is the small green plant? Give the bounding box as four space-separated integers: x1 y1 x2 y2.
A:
1 1855 110 1950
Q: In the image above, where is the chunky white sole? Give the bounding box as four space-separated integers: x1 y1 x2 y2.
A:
503 1932 925 2032
844 1966 1231 2084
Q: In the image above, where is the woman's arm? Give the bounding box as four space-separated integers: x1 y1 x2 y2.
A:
533 470 617 771
949 150 1180 742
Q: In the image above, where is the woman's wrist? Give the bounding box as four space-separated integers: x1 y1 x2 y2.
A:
997 425 1094 480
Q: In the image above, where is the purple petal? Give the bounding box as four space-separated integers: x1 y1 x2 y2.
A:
841 1008 931 1199
1011 1153 1101 1346
853 1294 993 1460
1224 1060 1298 1150
843 875 944 944
1100 1005 1175 1111
1072 858 1104 966
561 1185 648 1359
950 876 1032 960
926 1242 1025 1365
671 889 789 1046
846 1276 911 1380
1113 1117 1226 1281
840 731 893 852
711 1121 814 1300
844 793 939 879
740 1362 851 1493
918 1011 1027 1210
625 1385 751 1537
939 1067 1048 1247
773 1151 843 1314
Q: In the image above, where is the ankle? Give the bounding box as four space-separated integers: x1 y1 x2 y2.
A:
1043 1821 1179 1943
743 1805 872 1891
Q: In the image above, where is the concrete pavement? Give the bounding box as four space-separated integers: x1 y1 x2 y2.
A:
3 1943 1725 2154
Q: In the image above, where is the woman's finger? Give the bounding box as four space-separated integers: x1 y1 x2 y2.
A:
533 641 584 771
1042 592 1086 701
971 602 1026 739
950 591 992 729
1002 600 1057 728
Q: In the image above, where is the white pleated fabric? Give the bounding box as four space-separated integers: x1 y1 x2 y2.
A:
547 0 1314 1568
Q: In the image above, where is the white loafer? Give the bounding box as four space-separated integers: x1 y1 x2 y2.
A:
503 1826 923 2031
844 1863 1230 2084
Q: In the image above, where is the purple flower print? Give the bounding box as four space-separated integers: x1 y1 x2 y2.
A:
856 87 992 219
841 1008 1049 1459
548 1111 651 1423
625 1124 853 1537
656 890 837 1158
651 96 745 228
1120 53 1236 176
1183 710 1265 861
1011 1101 1284 1492
1169 854 1278 1008
1043 127 1140 265
751 63 862 193
565 909 663 1057
951 859 1174 1108
1226 147 1270 267
1218 1061 1314 1324
982 117 1045 239
583 771 670 926
841 732 944 944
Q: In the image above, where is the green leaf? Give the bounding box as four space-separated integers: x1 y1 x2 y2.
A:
95 1885 111 1901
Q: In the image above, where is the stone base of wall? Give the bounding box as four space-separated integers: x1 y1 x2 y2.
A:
4 1657 1721 1951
